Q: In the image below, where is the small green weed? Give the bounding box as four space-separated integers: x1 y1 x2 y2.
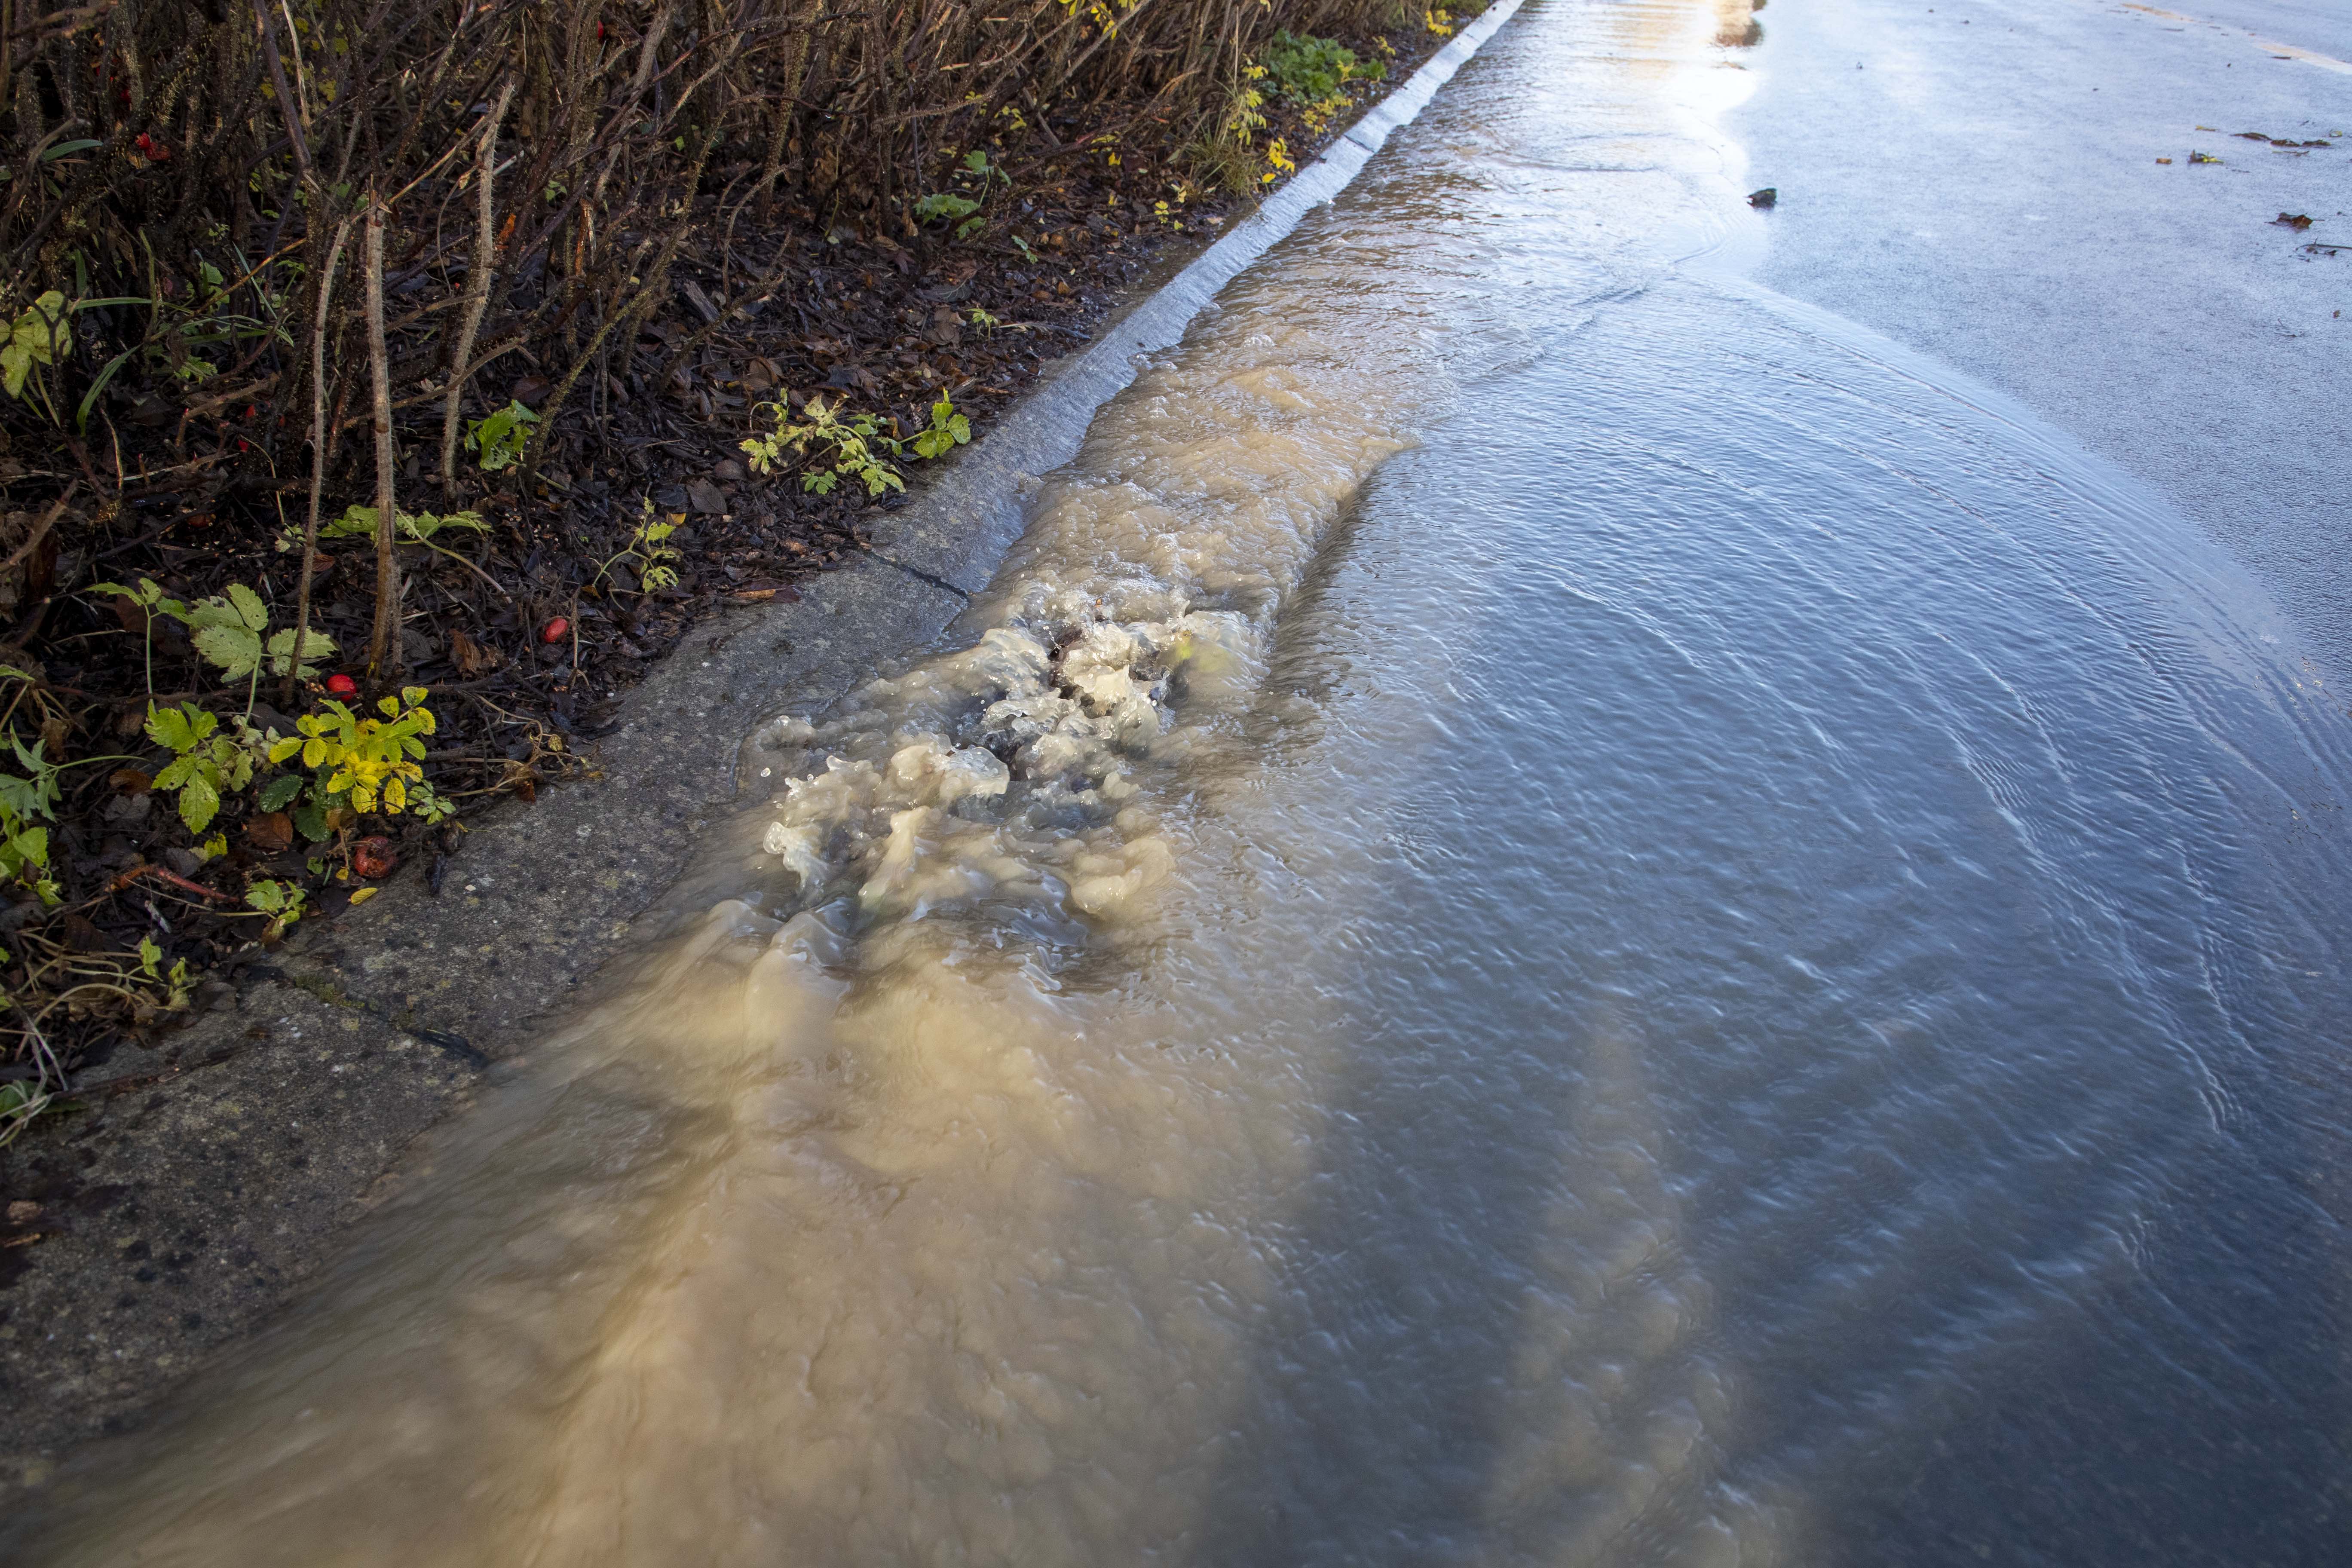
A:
243 879 306 940
144 702 259 833
917 149 1013 240
91 577 337 703
916 193 982 232
596 501 685 594
462 399 540 472
320 505 487 545
1260 31 1386 105
741 392 972 496
0 291 69 407
316 506 499 595
741 395 906 497
910 394 971 459
0 734 61 904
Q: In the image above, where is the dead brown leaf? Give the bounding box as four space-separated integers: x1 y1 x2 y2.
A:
450 628 502 677
246 811 293 852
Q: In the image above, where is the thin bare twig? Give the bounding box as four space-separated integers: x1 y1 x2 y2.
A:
288 212 352 704
440 77 516 488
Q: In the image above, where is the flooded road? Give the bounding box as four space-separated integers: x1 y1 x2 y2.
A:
23 1 2352 1563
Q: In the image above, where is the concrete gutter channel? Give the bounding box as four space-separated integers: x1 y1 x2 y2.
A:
0 0 1526 1491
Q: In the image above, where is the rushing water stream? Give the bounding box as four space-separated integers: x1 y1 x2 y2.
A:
24 1 2352 1563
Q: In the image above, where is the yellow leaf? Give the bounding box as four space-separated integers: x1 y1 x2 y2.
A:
347 886 379 906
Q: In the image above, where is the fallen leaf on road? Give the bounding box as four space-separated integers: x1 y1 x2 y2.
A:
347 886 380 907
2156 157 2173 165
1748 187 1778 208
2273 213 2315 230
2189 151 2222 164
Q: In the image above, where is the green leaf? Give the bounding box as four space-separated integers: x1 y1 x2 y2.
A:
0 826 47 878
465 401 539 472
153 753 195 791
915 193 980 224
292 800 329 842
403 510 487 540
192 623 263 681
245 879 286 914
183 597 244 629
264 626 335 678
2 291 65 400
40 139 103 161
258 773 305 811
321 504 380 540
144 704 195 752
225 582 269 632
0 341 30 400
177 774 220 833
137 936 162 976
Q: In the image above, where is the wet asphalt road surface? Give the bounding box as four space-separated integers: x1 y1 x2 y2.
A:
1733 0 2352 684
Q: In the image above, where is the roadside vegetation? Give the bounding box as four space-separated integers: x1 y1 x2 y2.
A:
0 0 1476 1149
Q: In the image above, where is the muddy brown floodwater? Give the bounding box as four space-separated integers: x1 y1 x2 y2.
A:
18 1 2352 1563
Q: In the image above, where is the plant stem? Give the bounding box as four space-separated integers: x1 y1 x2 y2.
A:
363 197 401 680
289 213 352 707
